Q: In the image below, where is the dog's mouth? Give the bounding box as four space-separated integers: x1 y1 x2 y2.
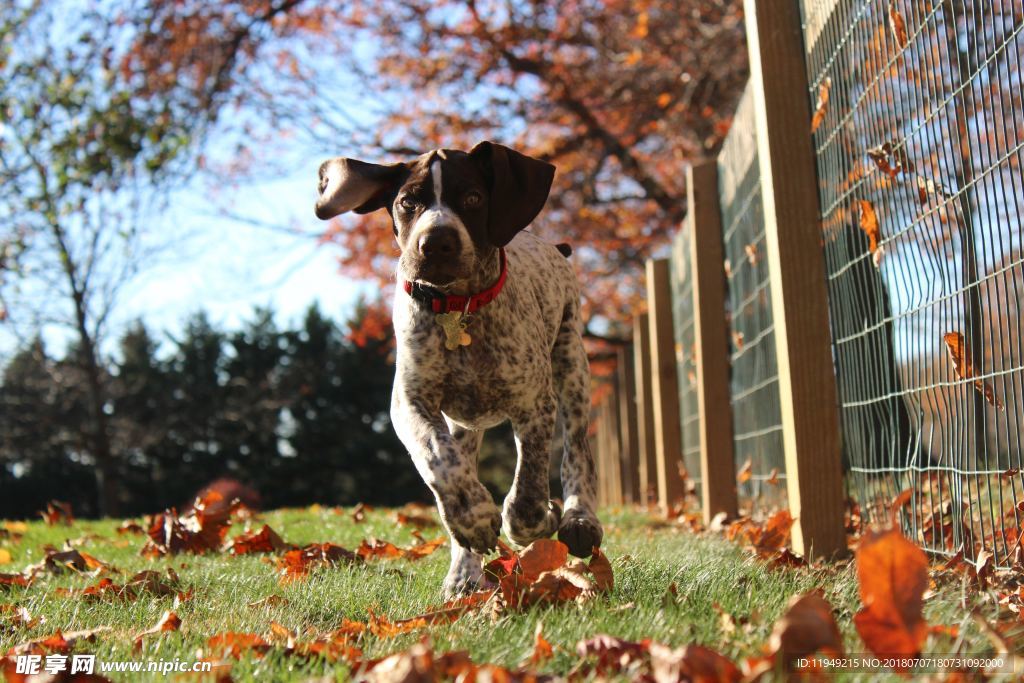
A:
399 257 473 292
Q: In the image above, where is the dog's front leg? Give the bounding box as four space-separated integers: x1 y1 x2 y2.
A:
390 391 501 556
502 395 562 547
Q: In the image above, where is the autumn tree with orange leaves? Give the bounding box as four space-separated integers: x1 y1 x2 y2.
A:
124 0 749 342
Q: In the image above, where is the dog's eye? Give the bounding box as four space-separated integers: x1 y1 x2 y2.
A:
463 192 483 208
399 196 418 211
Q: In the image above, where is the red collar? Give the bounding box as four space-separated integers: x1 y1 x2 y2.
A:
401 248 508 314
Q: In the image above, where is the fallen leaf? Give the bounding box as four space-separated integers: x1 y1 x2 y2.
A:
588 547 614 592
248 595 290 609
943 332 1003 408
857 199 884 268
351 502 372 523
867 141 913 177
650 642 741 683
0 550 10 566
853 528 928 667
395 513 438 529
810 77 832 133
888 1 909 49
39 501 74 526
134 610 181 650
890 488 913 525
765 468 780 486
8 626 111 656
277 543 360 582
226 524 292 555
744 243 758 265
768 591 844 668
753 510 794 552
207 632 272 659
737 458 753 484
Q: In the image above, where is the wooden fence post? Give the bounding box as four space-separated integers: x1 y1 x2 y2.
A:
646 259 686 512
686 162 740 523
744 0 846 558
633 314 658 506
617 345 641 504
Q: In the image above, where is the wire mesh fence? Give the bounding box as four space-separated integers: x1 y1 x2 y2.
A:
670 229 703 500
802 0 1024 566
717 86 788 512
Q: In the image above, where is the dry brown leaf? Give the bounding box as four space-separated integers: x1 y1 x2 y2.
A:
888 1 909 49
276 543 360 583
943 332 1003 408
810 76 832 133
857 199 884 268
39 501 74 526
737 458 753 484
867 141 914 177
649 642 741 683
744 243 758 265
133 610 181 650
528 621 553 666
394 512 438 529
753 510 794 552
226 524 292 555
853 528 928 667
890 488 913 526
768 591 844 668
207 632 272 659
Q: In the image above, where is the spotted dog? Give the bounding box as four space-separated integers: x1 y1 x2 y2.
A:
315 142 602 597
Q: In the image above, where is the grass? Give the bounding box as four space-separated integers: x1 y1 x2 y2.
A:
0 505 1008 681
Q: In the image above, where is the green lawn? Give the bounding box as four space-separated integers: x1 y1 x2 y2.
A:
0 506 1008 681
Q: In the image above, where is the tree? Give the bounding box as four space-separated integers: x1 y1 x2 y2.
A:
0 1 204 513
124 0 749 339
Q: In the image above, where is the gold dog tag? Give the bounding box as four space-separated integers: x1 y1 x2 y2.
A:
436 312 472 350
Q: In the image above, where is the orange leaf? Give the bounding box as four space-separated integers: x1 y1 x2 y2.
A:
207 632 271 659
810 77 832 133
890 489 913 526
943 332 1003 408
753 510 794 552
737 458 753 484
134 610 181 650
888 2 909 49
529 622 554 665
853 529 928 667
857 199 884 268
517 539 569 583
649 642 741 683
227 524 292 555
588 547 614 592
867 141 914 177
768 591 844 667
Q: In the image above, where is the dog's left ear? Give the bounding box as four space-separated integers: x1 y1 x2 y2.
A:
469 141 555 247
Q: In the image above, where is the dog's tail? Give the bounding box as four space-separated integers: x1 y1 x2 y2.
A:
555 242 572 258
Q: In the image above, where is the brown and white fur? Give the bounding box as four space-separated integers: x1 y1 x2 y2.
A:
315 142 602 598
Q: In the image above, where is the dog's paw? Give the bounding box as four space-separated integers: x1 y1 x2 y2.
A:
442 551 485 600
502 497 562 548
557 508 603 558
445 501 501 556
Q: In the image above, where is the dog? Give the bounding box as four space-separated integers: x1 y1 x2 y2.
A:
314 141 602 597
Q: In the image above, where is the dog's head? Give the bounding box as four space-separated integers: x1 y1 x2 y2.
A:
314 142 554 289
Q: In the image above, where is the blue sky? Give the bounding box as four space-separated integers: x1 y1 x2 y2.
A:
0 157 376 360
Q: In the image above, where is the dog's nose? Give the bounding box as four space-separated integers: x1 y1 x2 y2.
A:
418 227 459 257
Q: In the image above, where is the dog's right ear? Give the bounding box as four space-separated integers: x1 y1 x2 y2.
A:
315 158 407 220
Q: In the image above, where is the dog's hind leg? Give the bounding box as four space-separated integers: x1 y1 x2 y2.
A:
551 301 603 557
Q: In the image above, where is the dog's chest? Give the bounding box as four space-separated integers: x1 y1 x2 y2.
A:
399 306 550 427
